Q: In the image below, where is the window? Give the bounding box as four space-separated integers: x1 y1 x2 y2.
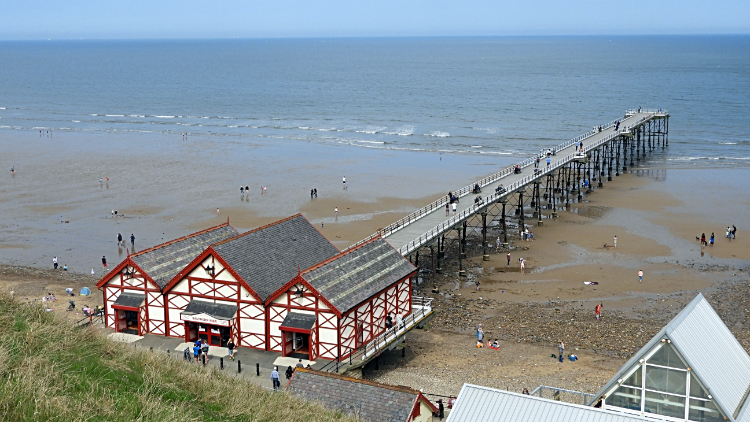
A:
608 386 641 411
604 341 728 422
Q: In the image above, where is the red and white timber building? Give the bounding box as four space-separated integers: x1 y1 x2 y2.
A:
97 214 417 361
96 222 238 336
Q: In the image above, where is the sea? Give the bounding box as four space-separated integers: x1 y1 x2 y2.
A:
1 35 749 165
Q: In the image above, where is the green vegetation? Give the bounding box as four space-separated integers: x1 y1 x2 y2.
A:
0 294 353 422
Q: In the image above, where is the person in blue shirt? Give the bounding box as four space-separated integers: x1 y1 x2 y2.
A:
271 366 280 390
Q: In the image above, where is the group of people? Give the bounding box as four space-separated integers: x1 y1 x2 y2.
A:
385 312 405 330
271 359 312 390
521 228 534 241
309 188 318 199
117 232 136 247
727 225 737 240
445 191 460 216
699 232 715 247
52 257 68 272
475 325 500 349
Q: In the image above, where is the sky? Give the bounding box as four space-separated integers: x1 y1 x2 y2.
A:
1 0 748 40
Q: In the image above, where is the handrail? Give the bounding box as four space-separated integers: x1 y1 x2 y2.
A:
530 385 597 405
344 110 661 252
396 114 656 256
318 296 433 373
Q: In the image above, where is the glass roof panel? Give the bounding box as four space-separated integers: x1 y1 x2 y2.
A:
648 343 686 369
607 385 642 411
689 398 724 422
623 366 642 388
690 373 710 399
646 366 687 395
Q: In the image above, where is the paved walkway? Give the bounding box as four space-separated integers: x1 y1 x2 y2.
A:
383 111 656 253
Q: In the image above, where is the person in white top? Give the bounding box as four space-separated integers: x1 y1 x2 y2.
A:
452 202 457 216
334 207 338 221
614 236 617 249
520 258 526 275
53 256 58 270
395 313 404 329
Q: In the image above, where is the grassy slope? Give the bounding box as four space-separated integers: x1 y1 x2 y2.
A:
0 294 354 422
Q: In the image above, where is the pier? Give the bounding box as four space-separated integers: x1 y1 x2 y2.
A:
347 109 669 274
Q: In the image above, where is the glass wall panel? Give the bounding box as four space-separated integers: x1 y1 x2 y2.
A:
645 391 686 419
689 399 724 422
623 367 642 388
689 373 710 399
645 366 687 395
607 386 642 411
648 343 686 368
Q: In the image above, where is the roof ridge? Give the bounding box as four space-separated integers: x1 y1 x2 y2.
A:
302 236 383 274
211 214 304 247
131 222 236 257
297 368 420 396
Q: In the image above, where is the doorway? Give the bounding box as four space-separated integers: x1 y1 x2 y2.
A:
114 308 139 335
185 322 230 347
282 329 310 359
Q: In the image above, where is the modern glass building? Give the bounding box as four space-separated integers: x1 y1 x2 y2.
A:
595 294 750 422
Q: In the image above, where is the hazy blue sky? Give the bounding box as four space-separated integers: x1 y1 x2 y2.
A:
1 0 748 40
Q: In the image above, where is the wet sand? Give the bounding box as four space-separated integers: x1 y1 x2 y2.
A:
0 129 512 271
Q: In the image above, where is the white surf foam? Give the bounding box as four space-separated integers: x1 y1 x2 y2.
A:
427 131 450 138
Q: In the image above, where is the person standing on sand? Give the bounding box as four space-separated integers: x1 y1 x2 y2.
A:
342 176 347 188
733 225 737 239
710 233 715 246
700 233 706 247
558 341 565 363
614 235 617 249
102 256 108 272
53 256 58 270
314 188 317 198
638 270 643 283
476 325 484 343
130 234 135 246
520 258 526 275
117 233 123 246
496 237 501 252
506 252 511 265
335 207 338 221
595 303 602 321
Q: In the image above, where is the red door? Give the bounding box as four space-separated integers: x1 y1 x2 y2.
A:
282 331 294 356
116 309 128 332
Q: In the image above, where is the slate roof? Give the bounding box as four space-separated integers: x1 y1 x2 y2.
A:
182 300 238 320
211 215 339 302
302 238 415 314
593 293 750 422
113 292 145 308
280 312 317 331
447 384 654 422
286 369 423 422
130 223 238 288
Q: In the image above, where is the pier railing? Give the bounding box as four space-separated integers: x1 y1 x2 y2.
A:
396 115 656 255
344 111 664 252
318 296 434 373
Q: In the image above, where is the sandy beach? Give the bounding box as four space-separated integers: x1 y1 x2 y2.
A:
2 126 750 401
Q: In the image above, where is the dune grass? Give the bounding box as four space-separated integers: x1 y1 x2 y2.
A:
0 293 354 422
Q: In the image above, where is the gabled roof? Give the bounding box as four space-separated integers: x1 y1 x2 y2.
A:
301 237 416 314
447 384 653 422
129 223 238 289
594 293 750 422
96 222 238 290
286 368 436 422
210 214 339 303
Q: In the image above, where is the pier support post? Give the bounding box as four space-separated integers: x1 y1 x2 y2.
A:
430 246 435 275
500 201 508 243
518 192 525 233
481 212 489 261
461 221 467 258
415 251 419 267
457 228 466 277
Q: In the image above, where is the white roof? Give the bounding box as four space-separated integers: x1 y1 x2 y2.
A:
446 384 654 422
595 293 750 422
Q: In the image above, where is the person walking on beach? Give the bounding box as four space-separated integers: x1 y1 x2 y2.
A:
507 252 511 265
53 256 58 270
310 189 314 199
334 207 339 221
101 256 108 272
117 233 123 246
700 233 706 247
520 258 526 275
710 233 715 246
314 188 317 198
496 236 501 252
130 234 135 246
595 303 602 321
558 341 565 363
241 186 244 195
732 225 737 239
476 325 484 344
271 366 280 390
638 270 643 283
614 235 617 249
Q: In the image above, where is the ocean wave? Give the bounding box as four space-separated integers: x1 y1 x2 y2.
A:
357 140 385 144
718 142 737 145
129 114 145 118
105 114 125 117
474 126 501 134
72 120 80 123
668 156 750 161
471 145 482 148
427 131 450 138
356 126 387 134
385 125 415 136
154 115 175 118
